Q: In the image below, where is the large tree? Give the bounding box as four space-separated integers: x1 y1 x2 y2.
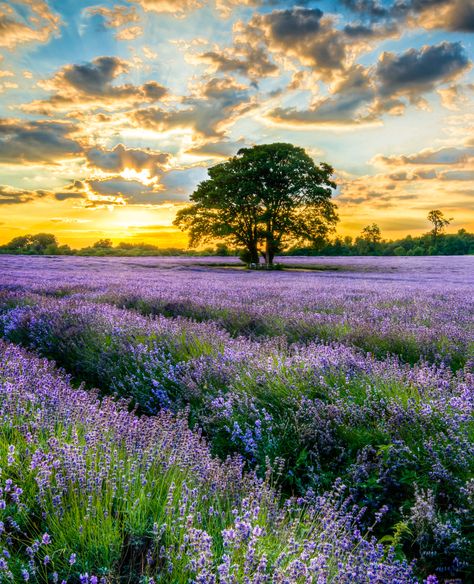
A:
174 143 338 266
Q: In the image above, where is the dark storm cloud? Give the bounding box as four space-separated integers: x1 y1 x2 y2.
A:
0 119 82 164
376 42 470 97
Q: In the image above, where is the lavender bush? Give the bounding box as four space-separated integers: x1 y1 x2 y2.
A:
0 255 472 368
0 341 416 583
0 255 472 581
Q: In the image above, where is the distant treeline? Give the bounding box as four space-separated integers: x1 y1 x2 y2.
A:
289 229 474 256
1 230 473 257
0 235 210 257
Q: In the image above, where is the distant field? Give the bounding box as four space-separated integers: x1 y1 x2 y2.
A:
0 255 472 582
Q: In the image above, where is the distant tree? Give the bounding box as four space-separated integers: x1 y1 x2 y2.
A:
361 223 382 245
29 233 57 254
427 210 451 246
2 233 58 254
4 235 32 253
215 243 230 256
93 238 113 249
174 143 338 267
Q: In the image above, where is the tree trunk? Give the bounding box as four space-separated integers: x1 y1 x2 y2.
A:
265 221 274 267
249 242 259 266
265 242 274 267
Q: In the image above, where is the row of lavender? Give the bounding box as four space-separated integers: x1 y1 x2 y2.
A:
0 341 418 582
0 283 472 580
1 255 472 368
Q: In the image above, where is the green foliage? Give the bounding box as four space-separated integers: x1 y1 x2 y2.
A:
0 233 72 256
2 225 474 258
290 229 474 256
173 143 338 265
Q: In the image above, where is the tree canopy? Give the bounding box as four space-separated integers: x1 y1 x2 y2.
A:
173 143 338 266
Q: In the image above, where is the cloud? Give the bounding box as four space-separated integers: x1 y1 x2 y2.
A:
196 45 278 81
115 26 143 40
214 0 316 19
131 77 255 138
84 5 143 40
86 144 170 177
336 180 420 209
265 42 470 128
0 1 60 49
237 6 400 83
437 85 468 111
185 138 246 158
341 0 389 18
159 166 208 200
342 0 474 33
0 184 49 205
440 170 474 181
129 0 204 17
85 164 207 205
267 65 377 128
24 56 168 114
0 118 82 164
335 128 474 214
376 42 470 100
248 8 348 81
375 144 474 166
196 6 360 81
86 177 167 205
85 5 140 28
54 192 87 201
214 0 266 18
395 0 474 33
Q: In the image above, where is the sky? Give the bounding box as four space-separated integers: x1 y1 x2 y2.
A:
0 0 473 248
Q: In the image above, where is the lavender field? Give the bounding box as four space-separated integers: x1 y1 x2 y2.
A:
0 255 473 583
